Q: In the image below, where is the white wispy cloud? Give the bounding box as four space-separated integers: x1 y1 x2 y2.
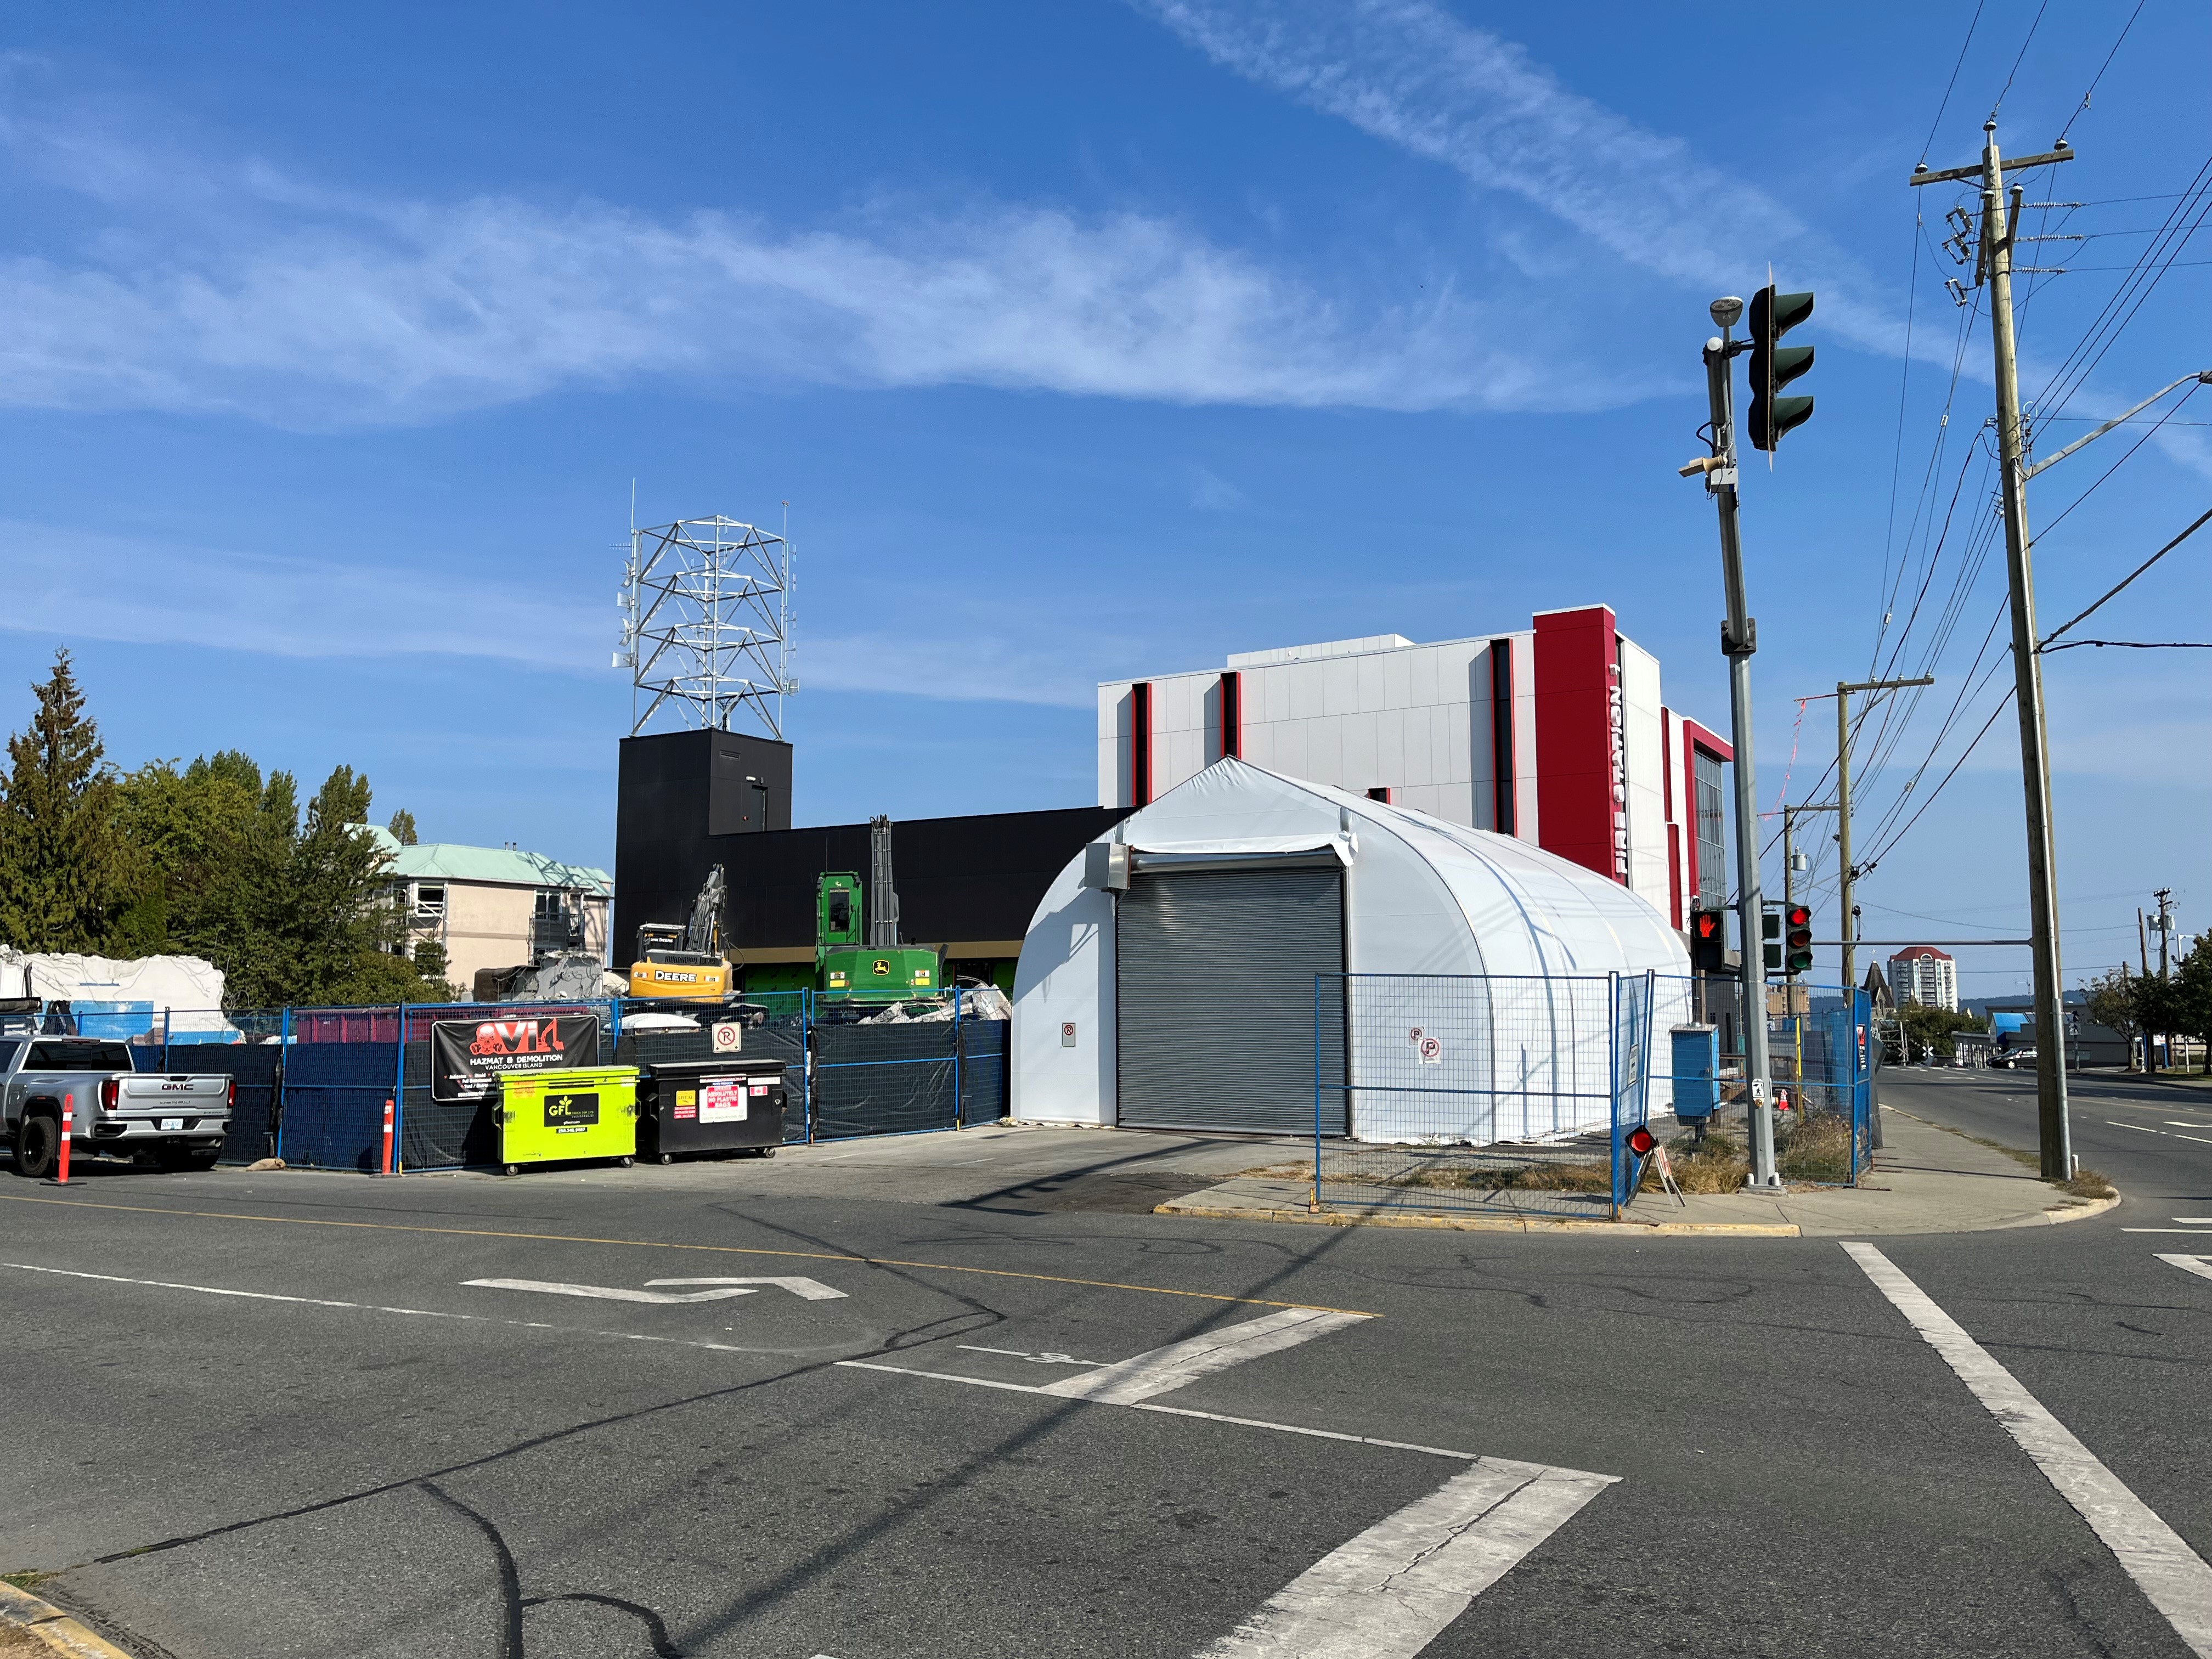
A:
0 95 1624 426
1132 0 2212 483
1132 0 1897 351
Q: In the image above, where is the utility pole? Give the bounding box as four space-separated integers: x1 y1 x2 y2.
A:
1684 297 1781 1189
1836 676 1934 1002
2154 887 2176 1077
1912 120 2075 1180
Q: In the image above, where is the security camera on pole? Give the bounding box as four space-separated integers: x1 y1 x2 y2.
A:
1678 284 1816 1190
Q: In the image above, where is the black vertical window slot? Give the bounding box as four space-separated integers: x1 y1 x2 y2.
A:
1491 640 1516 835
1132 682 1154 806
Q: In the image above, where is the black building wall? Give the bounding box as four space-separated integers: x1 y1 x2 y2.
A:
614 727 1126 965
616 730 793 960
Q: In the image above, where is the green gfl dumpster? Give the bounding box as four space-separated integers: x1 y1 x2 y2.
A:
496 1066 640 1175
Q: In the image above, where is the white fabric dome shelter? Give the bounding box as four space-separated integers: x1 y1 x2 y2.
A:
1011 759 1691 1143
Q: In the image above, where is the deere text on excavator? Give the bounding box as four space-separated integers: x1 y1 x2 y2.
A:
628 865 735 999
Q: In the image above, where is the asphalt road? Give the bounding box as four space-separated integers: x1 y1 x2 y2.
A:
4 1080 2210 1658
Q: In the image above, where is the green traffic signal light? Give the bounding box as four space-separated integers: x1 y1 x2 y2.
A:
1747 285 1816 452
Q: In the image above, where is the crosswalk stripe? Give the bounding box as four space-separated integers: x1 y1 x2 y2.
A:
1847 1242 2212 1657
2158 1255 2212 1286
1194 1458 1615 1657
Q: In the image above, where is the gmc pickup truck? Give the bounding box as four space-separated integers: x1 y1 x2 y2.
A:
2 1036 233 1177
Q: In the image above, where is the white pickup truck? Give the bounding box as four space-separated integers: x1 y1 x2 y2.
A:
2 1036 233 1177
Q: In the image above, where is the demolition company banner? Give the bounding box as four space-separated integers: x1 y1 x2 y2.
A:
431 1014 601 1101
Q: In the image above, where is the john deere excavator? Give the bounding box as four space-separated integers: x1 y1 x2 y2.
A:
815 816 939 1002
628 865 735 999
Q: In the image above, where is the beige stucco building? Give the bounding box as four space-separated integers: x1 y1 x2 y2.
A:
368 828 612 989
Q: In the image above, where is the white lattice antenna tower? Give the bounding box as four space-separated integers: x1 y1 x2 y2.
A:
616 516 797 737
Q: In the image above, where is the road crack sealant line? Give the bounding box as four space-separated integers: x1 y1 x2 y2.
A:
0 1190 1376 1316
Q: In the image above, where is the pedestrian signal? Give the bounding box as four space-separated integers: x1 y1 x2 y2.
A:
1691 908 1728 973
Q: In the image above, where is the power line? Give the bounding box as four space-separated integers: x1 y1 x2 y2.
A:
1922 0 1988 162
2056 0 2147 144
1988 0 2050 120
2038 503 2212 646
2041 638 2212 650
1859 691 2015 878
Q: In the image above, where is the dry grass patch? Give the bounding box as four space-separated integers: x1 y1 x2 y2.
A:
1667 1133 1753 1193
1233 1163 1314 1180
2058 1167 2117 1201
1777 1114 1859 1184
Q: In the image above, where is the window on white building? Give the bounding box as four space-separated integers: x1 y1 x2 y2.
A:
1694 750 1727 907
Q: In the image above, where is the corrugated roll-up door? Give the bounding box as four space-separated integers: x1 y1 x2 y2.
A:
1116 864 1346 1134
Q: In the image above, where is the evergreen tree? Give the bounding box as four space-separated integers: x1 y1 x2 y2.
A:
0 650 132 951
387 808 419 846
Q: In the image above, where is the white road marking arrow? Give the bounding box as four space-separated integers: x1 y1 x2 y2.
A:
465 1276 847 1304
645 1276 848 1300
464 1278 760 1305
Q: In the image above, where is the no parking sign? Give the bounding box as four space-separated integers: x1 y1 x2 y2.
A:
1409 1026 1444 1066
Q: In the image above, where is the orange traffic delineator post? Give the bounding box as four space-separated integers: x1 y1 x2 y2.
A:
380 1097 396 1175
56 1093 72 1184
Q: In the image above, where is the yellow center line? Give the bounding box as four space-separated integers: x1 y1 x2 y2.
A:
0 1192 1377 1317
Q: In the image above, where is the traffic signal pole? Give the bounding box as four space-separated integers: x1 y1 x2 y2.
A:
1695 309 1781 1190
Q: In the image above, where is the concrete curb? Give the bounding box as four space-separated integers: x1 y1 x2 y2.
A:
2005 1192 2123 1228
0 1583 136 1659
1153 1201 1801 1237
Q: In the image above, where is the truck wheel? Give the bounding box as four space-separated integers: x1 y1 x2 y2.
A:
154 1143 195 1171
188 1149 222 1172
14 1114 60 1180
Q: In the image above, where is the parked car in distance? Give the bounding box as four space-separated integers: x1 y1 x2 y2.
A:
2 1036 233 1177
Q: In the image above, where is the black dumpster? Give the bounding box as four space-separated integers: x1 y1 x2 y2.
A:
639 1059 788 1162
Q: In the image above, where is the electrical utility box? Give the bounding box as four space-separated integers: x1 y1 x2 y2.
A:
1670 1026 1720 1124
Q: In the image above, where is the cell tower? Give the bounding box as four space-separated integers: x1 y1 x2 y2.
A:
615 516 796 737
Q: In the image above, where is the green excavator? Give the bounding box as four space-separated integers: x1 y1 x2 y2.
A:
815 815 940 1002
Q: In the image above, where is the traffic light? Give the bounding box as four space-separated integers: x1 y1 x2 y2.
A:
1761 907 1782 974
1785 904 1814 976
1747 285 1815 452
1690 908 1728 973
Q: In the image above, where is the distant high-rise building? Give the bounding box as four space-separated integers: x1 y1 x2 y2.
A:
1888 946 1958 1012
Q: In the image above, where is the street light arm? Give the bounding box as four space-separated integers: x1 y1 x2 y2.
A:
2021 371 2212 481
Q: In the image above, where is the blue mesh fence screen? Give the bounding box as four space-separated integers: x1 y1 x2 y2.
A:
280 1034 398 1172
1314 972 1656 1220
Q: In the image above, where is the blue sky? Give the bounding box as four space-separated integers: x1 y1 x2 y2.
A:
1 1 2206 999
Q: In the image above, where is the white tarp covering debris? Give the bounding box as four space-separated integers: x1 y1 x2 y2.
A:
0 949 232 1033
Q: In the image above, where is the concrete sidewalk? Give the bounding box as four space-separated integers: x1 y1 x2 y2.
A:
1152 1107 2119 1237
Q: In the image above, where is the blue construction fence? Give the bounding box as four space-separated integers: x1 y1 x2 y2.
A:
1657 978 1874 1187
1312 971 1657 1221
132 990 1011 1173
116 1008 289 1165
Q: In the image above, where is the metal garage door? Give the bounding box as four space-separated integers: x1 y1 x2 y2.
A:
1116 863 1347 1135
